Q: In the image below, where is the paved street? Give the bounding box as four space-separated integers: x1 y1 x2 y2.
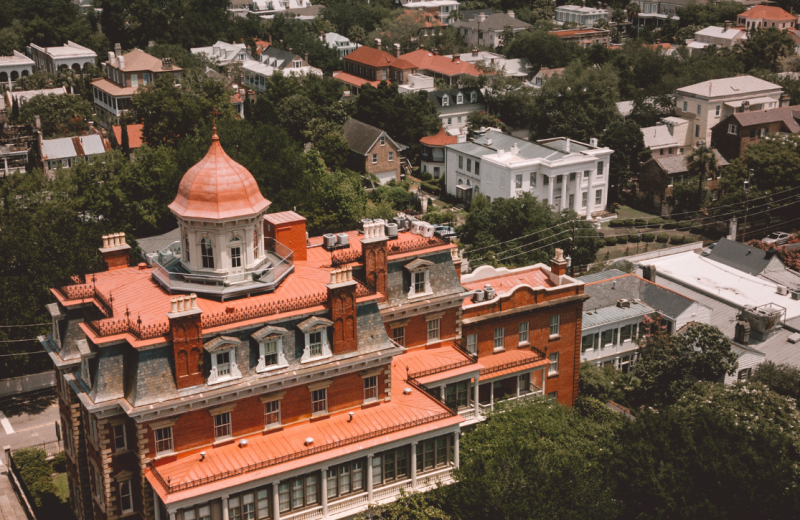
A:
0 389 60 451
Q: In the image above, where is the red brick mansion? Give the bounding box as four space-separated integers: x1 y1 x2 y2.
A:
40 129 586 520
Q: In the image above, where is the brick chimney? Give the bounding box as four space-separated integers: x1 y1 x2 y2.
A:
550 248 567 276
99 233 131 270
167 294 205 390
724 20 731 31
114 43 122 57
734 319 751 344
361 222 389 301
393 43 401 58
452 53 461 62
327 266 358 355
303 51 308 63
374 38 382 51
642 264 657 283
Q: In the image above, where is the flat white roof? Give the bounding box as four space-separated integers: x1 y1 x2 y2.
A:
0 51 34 67
646 252 800 321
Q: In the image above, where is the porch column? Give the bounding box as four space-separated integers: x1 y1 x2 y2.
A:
273 481 281 520
547 176 554 206
516 374 520 398
490 381 494 412
367 454 374 502
473 376 480 417
561 176 568 208
169 511 176 520
321 467 328 516
440 386 445 401
411 443 418 489
541 367 546 396
222 496 229 520
454 433 460 468
154 494 162 520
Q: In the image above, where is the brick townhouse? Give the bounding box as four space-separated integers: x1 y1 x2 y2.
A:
40 128 585 520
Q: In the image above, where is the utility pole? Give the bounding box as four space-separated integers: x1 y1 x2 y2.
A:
741 170 752 243
570 220 576 276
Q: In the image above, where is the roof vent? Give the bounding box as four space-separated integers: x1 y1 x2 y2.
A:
304 437 314 446
403 387 413 395
486 138 492 146
789 333 800 344
617 299 630 308
239 439 248 448
472 289 485 302
200 451 206 461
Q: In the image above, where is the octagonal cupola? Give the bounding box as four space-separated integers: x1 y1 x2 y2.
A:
150 130 294 300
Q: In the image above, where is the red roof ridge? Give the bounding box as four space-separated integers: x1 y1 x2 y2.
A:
420 126 458 146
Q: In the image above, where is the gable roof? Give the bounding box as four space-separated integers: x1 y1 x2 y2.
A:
112 124 144 149
345 46 414 69
454 12 532 31
41 135 110 161
649 150 729 174
581 273 697 319
726 105 800 132
739 5 795 20
342 118 399 155
109 49 182 73
399 50 481 77
642 123 680 149
706 237 782 275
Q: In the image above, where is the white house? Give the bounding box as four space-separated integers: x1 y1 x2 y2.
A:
27 41 97 74
555 5 610 27
578 269 712 371
242 48 322 91
41 134 111 176
191 41 253 68
686 24 747 55
0 51 35 89
325 32 361 57
444 131 613 218
398 0 460 25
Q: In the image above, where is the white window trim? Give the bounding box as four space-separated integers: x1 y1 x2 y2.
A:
256 336 289 373
550 314 561 338
300 327 333 363
466 333 478 354
209 347 242 385
362 374 379 403
260 391 286 430
213 411 232 440
519 321 530 346
426 313 443 343
408 268 433 299
119 480 133 514
493 327 505 352
549 352 559 375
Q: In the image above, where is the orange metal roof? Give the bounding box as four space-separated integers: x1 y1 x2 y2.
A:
420 127 457 147
168 133 271 220
739 5 795 20
462 266 555 306
399 50 481 77
332 71 381 89
147 361 461 503
394 343 483 385
112 124 144 149
479 349 549 379
343 46 399 68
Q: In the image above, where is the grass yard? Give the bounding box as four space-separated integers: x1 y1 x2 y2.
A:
602 205 660 228
53 473 69 503
595 230 705 263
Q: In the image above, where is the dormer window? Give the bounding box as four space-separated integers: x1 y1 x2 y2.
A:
252 325 289 373
442 94 449 106
229 235 242 268
293 60 301 68
298 316 333 363
405 258 434 298
456 94 463 104
471 91 478 103
205 336 243 384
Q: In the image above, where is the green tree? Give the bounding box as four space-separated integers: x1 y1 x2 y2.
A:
10 96 20 122
600 119 651 204
504 30 586 71
626 2 640 23
635 322 738 407
738 27 797 72
120 118 130 156
303 118 349 170
356 489 450 520
18 93 93 137
687 144 718 207
751 360 800 402
449 398 620 520
579 362 641 408
614 382 800 519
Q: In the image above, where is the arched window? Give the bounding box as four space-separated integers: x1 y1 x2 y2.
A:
201 238 215 269
184 235 190 262
10 71 19 81
229 236 242 268
0 72 7 82
253 230 260 260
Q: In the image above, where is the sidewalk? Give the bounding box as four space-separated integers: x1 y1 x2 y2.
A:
0 460 28 520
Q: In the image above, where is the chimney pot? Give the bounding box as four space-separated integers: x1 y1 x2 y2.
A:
393 43 400 58
114 43 122 56
374 38 381 50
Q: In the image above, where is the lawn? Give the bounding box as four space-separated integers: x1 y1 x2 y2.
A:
594 230 705 263
53 473 69 503
602 205 660 228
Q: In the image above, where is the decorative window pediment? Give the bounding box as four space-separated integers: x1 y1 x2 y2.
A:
405 258 434 298
298 316 333 363
204 336 242 384
252 325 290 373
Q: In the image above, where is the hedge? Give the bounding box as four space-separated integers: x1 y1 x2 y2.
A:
605 237 618 246
677 220 692 230
628 234 641 243
690 224 704 234
13 448 58 511
656 233 670 243
634 218 647 227
642 233 656 243
647 218 663 228
670 234 685 244
662 219 677 229
616 235 628 244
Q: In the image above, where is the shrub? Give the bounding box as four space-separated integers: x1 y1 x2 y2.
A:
623 219 635 227
690 224 704 234
418 172 433 182
609 219 624 227
647 218 663 228
677 220 692 230
628 234 640 243
670 234 685 244
656 233 669 243
50 452 66 473
605 237 618 246
662 219 677 229
634 218 647 227
595 238 606 249
421 181 440 195
642 233 656 242
616 235 628 244
13 448 57 510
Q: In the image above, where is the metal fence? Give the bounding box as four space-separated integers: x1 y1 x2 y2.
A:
12 439 64 458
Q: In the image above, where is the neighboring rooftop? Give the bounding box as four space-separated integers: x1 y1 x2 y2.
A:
345 46 416 70
579 271 699 320
41 135 110 161
112 124 144 149
725 105 800 133
420 127 458 147
0 50 34 67
739 5 795 20
399 50 481 77
677 75 782 98
447 130 601 163
107 48 182 72
454 12 532 31
342 118 401 155
650 150 729 174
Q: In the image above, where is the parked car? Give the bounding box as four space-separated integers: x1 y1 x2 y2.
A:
762 232 792 247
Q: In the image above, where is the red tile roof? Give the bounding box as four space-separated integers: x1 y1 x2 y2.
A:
332 71 381 89
420 127 457 147
147 361 461 503
344 46 400 68
461 266 555 307
399 50 481 77
168 133 271 220
112 124 144 149
739 5 795 20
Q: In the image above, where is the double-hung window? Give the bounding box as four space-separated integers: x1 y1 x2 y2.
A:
388 151 394 161
466 333 477 354
214 412 231 439
519 321 529 344
515 174 523 189
372 153 377 164
363 375 378 402
155 426 173 454
264 399 280 427
373 447 408 486
309 332 322 357
113 424 126 451
216 351 231 377
445 381 469 409
312 388 327 414
549 352 559 375
279 474 318 513
493 327 504 351
550 314 560 336
414 272 426 293
728 124 738 135
119 480 133 513
427 318 440 341
327 460 364 499
392 325 405 347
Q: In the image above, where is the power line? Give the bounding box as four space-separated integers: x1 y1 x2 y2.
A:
462 220 573 256
0 350 48 358
0 323 49 328
0 338 40 344
661 184 800 219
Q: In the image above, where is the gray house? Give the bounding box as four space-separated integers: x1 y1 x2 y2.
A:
705 238 800 291
428 88 485 134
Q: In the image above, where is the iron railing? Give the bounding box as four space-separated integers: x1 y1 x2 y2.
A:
388 236 449 256
84 317 170 341
54 280 113 318
404 376 458 416
149 410 456 494
331 248 361 267
12 439 64 458
201 293 328 329
480 349 546 377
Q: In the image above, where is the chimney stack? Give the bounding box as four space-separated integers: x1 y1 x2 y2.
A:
734 320 751 344
162 57 172 70
303 51 308 63
642 264 657 283
507 10 515 18
99 232 131 270
114 43 122 57
374 38 381 50
393 43 400 58
550 248 568 276
452 53 460 62
724 20 731 31
148 40 155 48
564 138 571 153
472 48 478 57
326 266 358 354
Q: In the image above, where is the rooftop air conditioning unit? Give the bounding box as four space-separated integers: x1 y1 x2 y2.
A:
385 223 398 238
777 285 789 296
323 233 336 249
471 289 485 303
617 299 631 308
336 233 349 247
484 284 496 300
411 221 423 235
421 223 434 238
792 290 800 301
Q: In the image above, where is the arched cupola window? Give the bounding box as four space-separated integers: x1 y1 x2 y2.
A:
229 236 242 268
201 238 215 269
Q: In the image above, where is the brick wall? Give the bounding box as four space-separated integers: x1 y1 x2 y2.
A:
265 217 307 261
364 140 400 182
387 308 459 349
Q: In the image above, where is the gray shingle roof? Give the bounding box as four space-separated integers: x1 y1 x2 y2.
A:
342 118 390 156
455 13 532 31
706 238 777 275
429 88 483 107
137 228 180 254
652 149 729 174
582 273 695 319
582 301 652 329
578 269 628 284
